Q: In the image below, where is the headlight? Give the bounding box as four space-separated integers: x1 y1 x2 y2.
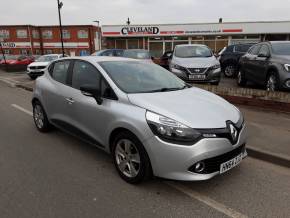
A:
284 64 290 72
171 64 186 71
146 111 202 145
210 64 221 70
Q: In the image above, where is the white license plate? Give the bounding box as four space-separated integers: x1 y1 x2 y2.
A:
220 151 247 174
189 74 206 80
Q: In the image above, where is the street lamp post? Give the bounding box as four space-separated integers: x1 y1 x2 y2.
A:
57 0 65 56
93 20 101 51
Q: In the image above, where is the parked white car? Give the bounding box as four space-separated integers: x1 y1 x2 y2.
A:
27 54 68 79
169 44 221 85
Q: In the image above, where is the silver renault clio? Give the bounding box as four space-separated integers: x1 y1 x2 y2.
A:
32 56 247 184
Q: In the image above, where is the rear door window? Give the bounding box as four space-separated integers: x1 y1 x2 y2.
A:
51 60 70 84
248 45 261 55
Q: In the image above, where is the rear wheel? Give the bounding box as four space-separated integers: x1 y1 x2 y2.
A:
112 131 152 184
237 69 247 87
224 64 236 77
266 73 279 92
33 101 52 132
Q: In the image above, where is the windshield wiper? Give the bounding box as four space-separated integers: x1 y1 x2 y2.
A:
147 85 187 93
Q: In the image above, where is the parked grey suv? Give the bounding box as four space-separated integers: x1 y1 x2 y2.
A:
32 56 247 184
238 41 290 91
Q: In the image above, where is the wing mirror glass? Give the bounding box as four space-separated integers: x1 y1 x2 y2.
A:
80 85 103 105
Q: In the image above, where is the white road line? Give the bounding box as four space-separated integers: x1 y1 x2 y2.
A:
166 182 248 218
11 104 33 116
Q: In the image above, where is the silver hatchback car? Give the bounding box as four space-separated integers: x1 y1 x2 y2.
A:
32 56 247 184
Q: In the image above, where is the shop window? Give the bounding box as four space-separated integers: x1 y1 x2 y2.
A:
42 30 53 39
0 30 9 39
173 36 189 41
32 30 39 39
128 39 139 49
78 30 88 39
62 30 70 39
4 49 10 54
265 34 287 41
45 50 53 54
231 35 246 39
35 49 40 55
116 40 126 49
17 29 28 38
191 36 204 40
79 50 89 56
246 35 260 39
20 50 28 55
149 41 163 57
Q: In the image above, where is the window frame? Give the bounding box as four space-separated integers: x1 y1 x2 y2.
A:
68 59 118 101
248 44 261 55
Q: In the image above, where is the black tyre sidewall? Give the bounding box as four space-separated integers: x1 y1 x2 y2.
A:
112 131 152 184
33 102 51 132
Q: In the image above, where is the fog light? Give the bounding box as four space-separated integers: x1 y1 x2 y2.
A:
194 161 205 173
285 80 290 88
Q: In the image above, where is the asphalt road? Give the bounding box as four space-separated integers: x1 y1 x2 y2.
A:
1 81 290 218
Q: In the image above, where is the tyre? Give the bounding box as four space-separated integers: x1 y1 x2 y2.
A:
29 75 37 80
237 69 247 87
33 101 52 132
112 131 152 184
224 64 236 77
266 73 279 92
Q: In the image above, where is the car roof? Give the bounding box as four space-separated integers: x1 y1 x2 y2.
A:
43 54 62 57
268 41 290 44
175 44 208 48
61 56 138 63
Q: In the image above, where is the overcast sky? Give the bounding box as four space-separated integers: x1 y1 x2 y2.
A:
1 0 290 26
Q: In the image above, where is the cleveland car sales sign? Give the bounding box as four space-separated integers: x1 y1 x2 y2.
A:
121 26 160 35
102 21 290 37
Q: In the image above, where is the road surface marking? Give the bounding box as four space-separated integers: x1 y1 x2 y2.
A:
166 182 248 218
11 104 33 116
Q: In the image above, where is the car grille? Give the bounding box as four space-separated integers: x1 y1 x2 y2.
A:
187 68 208 74
188 144 246 174
29 66 46 70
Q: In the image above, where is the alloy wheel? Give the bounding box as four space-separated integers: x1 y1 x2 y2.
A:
224 65 236 77
266 75 277 92
33 105 44 129
115 139 141 178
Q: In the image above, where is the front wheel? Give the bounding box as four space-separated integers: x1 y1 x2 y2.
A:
237 69 247 87
266 74 279 92
112 131 152 184
224 64 236 77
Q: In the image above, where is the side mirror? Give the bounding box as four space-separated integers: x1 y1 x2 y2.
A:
80 85 103 105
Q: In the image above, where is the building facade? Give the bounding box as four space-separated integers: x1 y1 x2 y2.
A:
0 25 101 56
101 21 290 57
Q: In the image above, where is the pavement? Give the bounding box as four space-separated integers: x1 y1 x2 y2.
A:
1 81 290 217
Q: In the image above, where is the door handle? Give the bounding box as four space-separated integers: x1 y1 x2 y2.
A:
65 97 75 104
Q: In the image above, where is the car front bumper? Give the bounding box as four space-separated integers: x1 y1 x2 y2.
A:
27 69 45 76
171 68 221 83
144 124 247 181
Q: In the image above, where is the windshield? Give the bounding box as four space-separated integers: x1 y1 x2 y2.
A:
100 61 187 93
123 50 150 59
175 46 212 58
36 55 58 62
272 43 290 55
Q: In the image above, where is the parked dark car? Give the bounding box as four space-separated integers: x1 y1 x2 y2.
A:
91 49 124 57
237 41 290 91
159 51 173 69
220 43 256 77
